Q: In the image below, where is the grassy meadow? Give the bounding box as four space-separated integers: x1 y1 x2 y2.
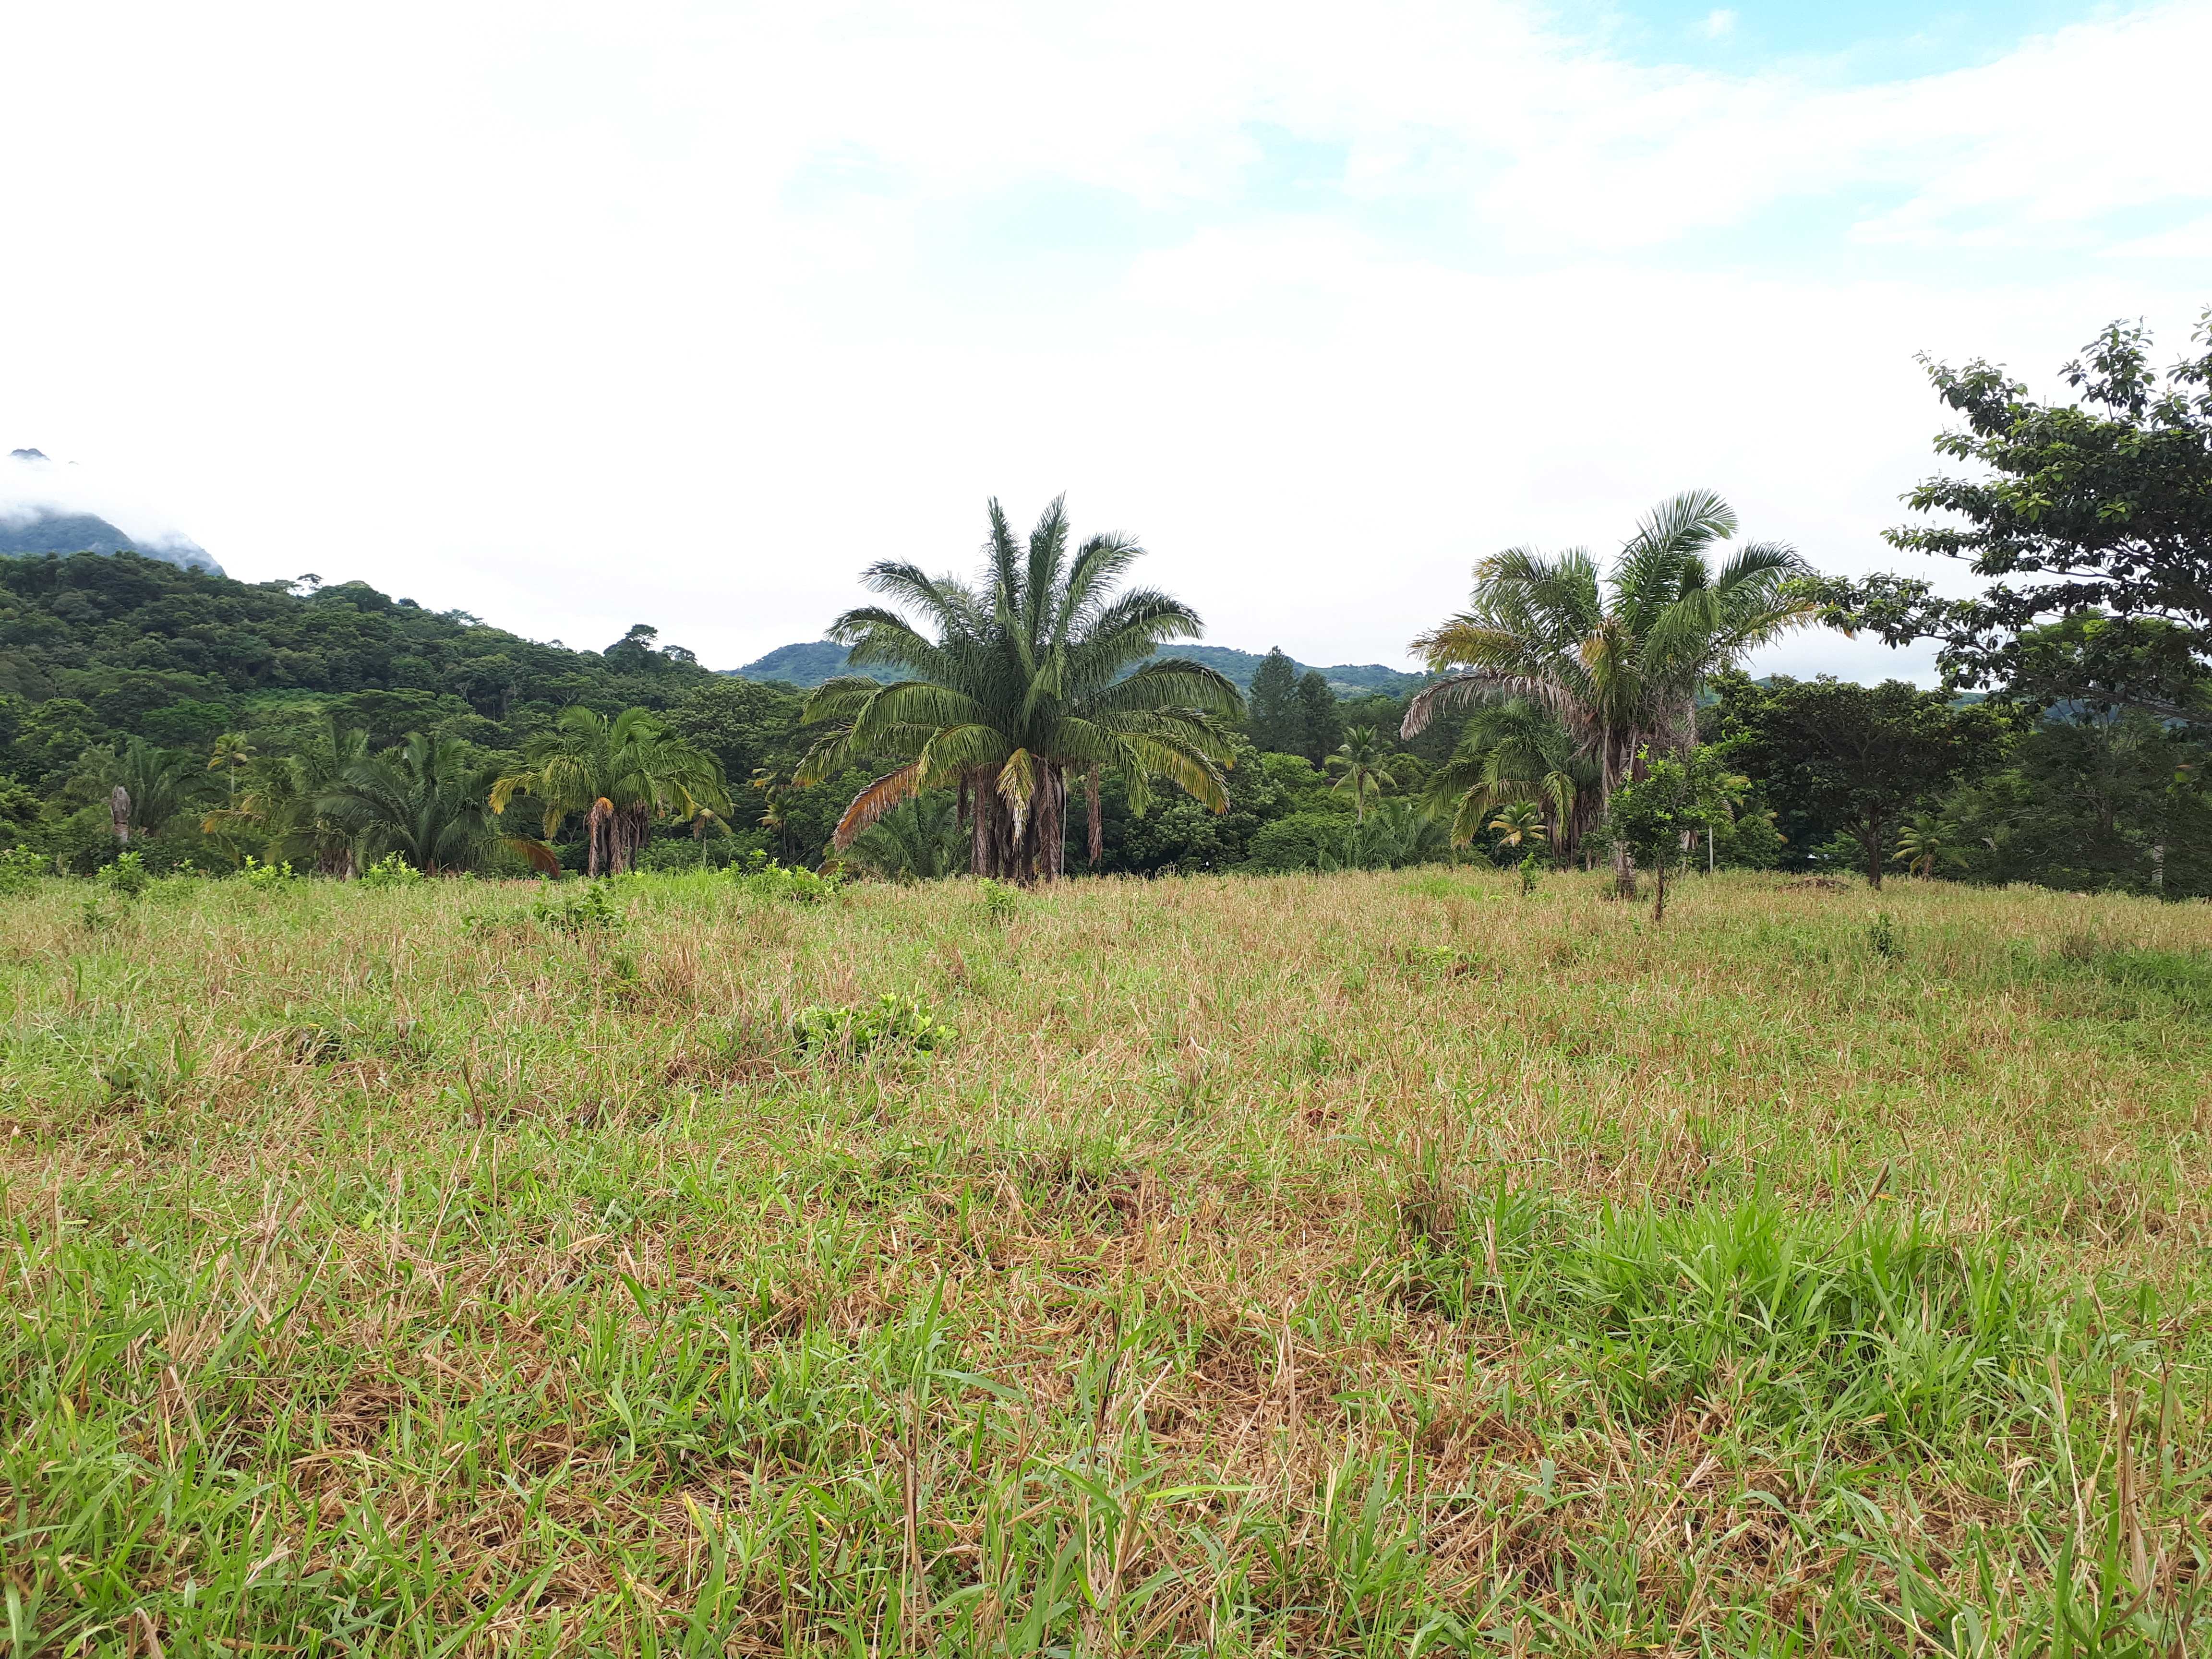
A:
5 866 2212 1656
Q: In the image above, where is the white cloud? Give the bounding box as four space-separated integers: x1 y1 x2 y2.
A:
0 0 2205 679
1701 10 1738 41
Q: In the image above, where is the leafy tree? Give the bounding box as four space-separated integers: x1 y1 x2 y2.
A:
1713 674 2009 888
1818 313 2212 718
490 706 729 876
800 497 1243 884
1405 490 1815 889
1294 671 1343 763
1601 745 1745 921
668 677 809 787
1246 649 1301 754
9 698 104 789
1325 726 1397 822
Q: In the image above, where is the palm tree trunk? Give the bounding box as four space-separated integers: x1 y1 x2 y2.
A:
1086 766 1103 866
586 798 612 878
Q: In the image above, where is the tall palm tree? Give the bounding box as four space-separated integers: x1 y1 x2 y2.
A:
490 706 729 876
799 497 1243 884
323 733 556 876
208 732 256 803
1404 490 1815 801
1325 726 1398 823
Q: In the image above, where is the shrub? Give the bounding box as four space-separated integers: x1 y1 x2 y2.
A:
357 852 424 889
0 844 46 896
733 852 841 905
242 855 297 890
792 995 957 1061
531 880 626 936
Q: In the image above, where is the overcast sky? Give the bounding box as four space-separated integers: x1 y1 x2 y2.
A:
3 0 2207 679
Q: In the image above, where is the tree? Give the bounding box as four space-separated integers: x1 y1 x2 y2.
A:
320 732 552 876
1294 671 1343 763
1893 817 1962 880
1324 726 1397 822
102 738 206 840
1246 649 1301 754
1488 802 1546 849
1713 675 2009 889
1601 746 1745 921
1404 490 1815 888
1818 313 2212 719
208 731 255 803
490 705 729 876
843 793 966 881
799 497 1243 884
1421 697 1588 854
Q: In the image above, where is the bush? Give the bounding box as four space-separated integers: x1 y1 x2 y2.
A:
531 880 625 936
357 852 424 889
242 855 297 890
0 844 46 895
792 995 957 1061
732 851 842 905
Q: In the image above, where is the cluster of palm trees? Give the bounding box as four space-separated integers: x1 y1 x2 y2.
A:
195 706 725 878
795 489 1816 886
1406 489 1816 883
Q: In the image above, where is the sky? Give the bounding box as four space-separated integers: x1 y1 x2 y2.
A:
2 0 2208 681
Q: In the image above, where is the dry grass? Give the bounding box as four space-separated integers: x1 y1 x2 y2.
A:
4 866 2211 1655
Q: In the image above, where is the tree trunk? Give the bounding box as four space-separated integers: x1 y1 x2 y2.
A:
110 786 132 846
1652 855 1667 923
1862 821 1885 890
1613 845 1637 900
586 798 613 878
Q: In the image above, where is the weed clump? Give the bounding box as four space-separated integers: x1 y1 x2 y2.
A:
792 995 957 1061
531 879 626 936
733 852 841 904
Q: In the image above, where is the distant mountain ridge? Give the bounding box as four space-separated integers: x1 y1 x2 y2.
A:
729 640 1425 696
1 449 222 574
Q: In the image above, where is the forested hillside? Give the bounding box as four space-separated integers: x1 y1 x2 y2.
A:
8 308 2212 911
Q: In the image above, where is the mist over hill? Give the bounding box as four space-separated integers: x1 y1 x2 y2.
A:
1 449 222 574
731 640 1425 694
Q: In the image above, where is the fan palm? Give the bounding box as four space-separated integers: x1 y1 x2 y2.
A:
1325 726 1397 823
1404 491 1815 803
103 739 207 841
799 497 1243 884
490 706 729 876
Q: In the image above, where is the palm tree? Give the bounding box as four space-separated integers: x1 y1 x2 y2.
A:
205 722 372 874
490 706 729 876
1488 802 1547 849
323 733 556 876
799 497 1243 884
1893 818 1961 879
103 739 207 842
1422 697 1589 854
1325 727 1397 823
843 793 967 882
1405 489 1815 803
207 732 256 803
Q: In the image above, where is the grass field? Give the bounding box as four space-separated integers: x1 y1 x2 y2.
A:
5 866 2212 1656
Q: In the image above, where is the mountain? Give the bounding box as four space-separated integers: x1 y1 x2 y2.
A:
0 449 222 574
729 640 1426 696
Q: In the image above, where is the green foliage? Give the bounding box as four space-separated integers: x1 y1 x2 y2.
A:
1867 913 1904 960
843 792 964 882
733 851 842 904
790 994 956 1060
531 878 626 935
356 850 425 888
976 878 1019 920
0 843 44 894
1820 311 2212 716
1602 745 1746 917
241 854 297 890
96 850 150 897
1713 672 2009 887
